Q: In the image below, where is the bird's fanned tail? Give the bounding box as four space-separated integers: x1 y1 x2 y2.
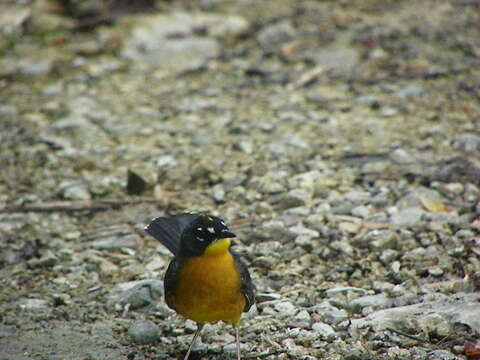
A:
144 213 198 255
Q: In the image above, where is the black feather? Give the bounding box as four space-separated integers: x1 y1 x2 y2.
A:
144 213 198 255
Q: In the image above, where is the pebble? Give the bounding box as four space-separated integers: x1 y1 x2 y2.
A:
289 225 319 238
274 301 297 318
257 21 295 48
311 322 337 341
390 148 415 164
27 250 58 269
426 350 460 360
18 58 53 76
128 320 160 344
110 279 163 310
19 299 50 311
145 258 166 271
279 188 311 209
349 294 395 313
379 249 399 265
390 207 426 227
453 133 480 151
59 181 91 201
289 310 311 328
313 301 348 325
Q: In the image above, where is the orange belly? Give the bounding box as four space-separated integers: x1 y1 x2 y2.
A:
170 250 245 325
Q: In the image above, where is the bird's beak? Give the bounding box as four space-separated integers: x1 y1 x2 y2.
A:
221 230 236 238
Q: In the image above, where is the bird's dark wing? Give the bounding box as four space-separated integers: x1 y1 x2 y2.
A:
144 213 198 255
163 257 182 311
231 249 255 312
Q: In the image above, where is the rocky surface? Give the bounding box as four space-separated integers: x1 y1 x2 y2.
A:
1 0 480 359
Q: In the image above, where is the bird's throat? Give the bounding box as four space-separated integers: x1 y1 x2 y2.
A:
204 238 231 256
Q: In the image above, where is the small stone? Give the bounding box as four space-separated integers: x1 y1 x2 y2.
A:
329 240 354 256
379 249 399 265
351 205 370 218
390 148 414 164
395 84 424 97
349 294 395 313
390 207 426 227
212 184 226 202
290 310 311 328
19 299 50 311
110 279 163 310
426 350 459 360
311 322 337 340
289 225 319 238
155 155 177 168
128 320 160 344
313 301 348 325
257 21 295 48
59 181 91 201
338 221 361 234
18 58 53 76
279 189 311 209
428 266 444 277
27 250 58 269
145 258 166 271
453 134 480 151
274 301 297 318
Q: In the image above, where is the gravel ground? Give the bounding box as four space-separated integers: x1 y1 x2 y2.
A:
1 1 480 359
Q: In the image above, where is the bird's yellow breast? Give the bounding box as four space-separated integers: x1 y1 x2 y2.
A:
170 239 246 325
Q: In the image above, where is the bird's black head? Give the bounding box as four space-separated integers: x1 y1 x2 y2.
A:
179 214 236 257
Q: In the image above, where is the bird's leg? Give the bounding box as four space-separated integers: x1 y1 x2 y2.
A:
235 326 241 360
184 323 204 360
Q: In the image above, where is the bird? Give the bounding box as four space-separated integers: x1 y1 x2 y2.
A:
144 213 255 360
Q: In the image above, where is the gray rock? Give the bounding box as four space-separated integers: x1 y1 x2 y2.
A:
349 294 395 313
395 84 424 97
279 188 311 209
110 279 163 310
257 21 295 48
390 207 426 227
311 322 337 341
18 58 53 76
351 205 371 218
84 225 140 249
289 225 319 238
289 310 311 328
312 301 348 325
128 320 160 344
155 155 177 168
27 250 59 269
124 36 219 71
314 46 359 73
212 183 226 202
390 148 415 164
355 94 379 106
19 299 50 311
274 301 297 318
354 229 400 250
426 350 461 360
122 12 247 71
59 181 91 201
350 292 480 334
379 249 399 265
453 133 480 151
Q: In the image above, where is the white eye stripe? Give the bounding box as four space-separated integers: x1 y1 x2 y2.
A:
196 236 205 242
197 227 203 231
220 220 226 226
207 227 215 234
